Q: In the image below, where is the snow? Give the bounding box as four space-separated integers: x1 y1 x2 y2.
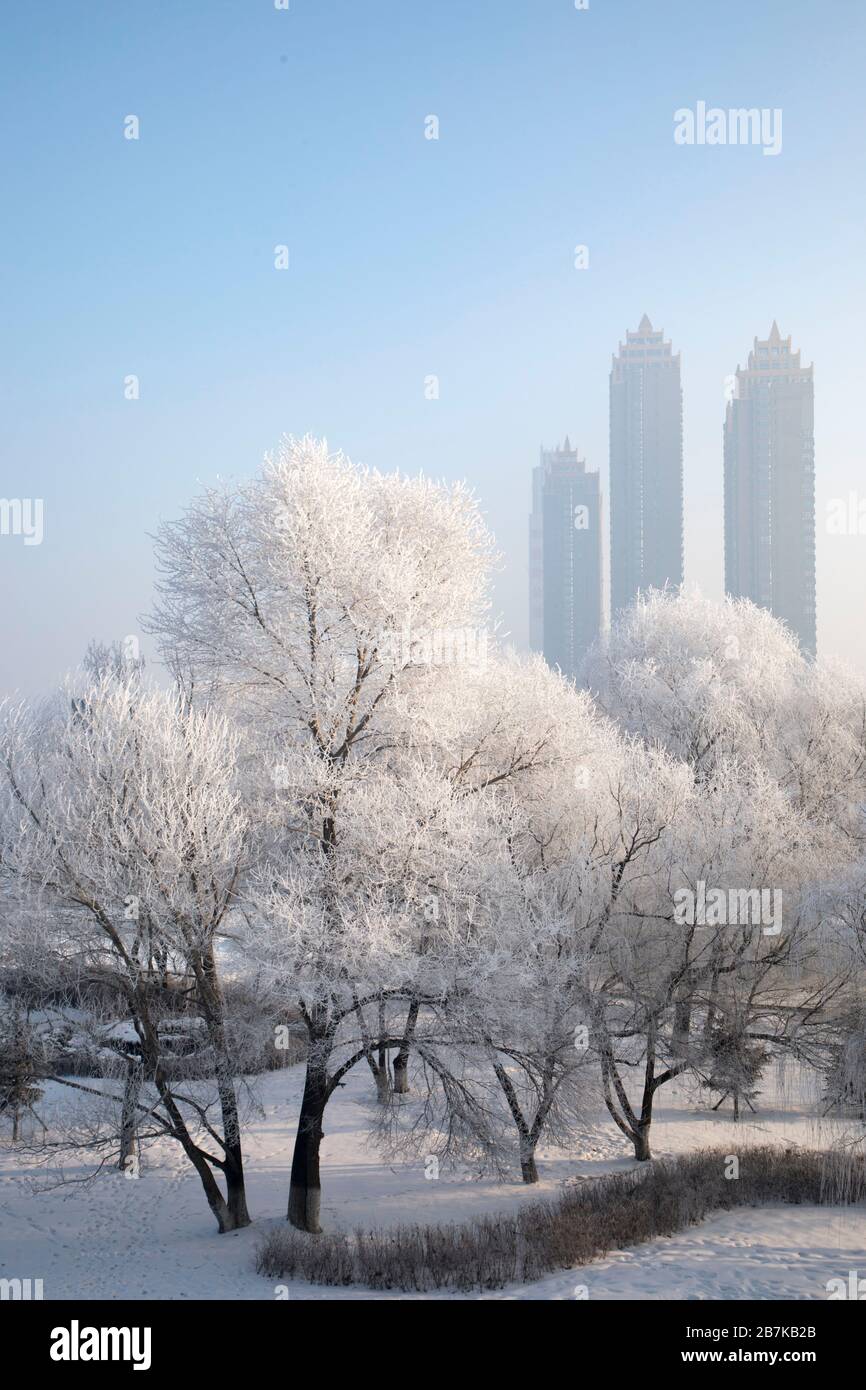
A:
100 1021 140 1044
1 1059 864 1301
484 1206 866 1302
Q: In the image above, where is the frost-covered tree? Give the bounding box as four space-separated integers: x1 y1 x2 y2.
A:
391 646 605 1088
249 750 510 1226
582 589 866 1154
145 437 502 1231
590 757 840 1159
584 589 802 774
822 1009 866 1118
82 637 145 684
700 1012 769 1120
0 1001 43 1141
470 872 598 1184
0 677 252 1232
810 865 866 1124
145 435 494 735
404 660 683 1177
584 588 866 846
250 651 610 1219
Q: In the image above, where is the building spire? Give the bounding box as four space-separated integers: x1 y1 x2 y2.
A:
638 313 653 334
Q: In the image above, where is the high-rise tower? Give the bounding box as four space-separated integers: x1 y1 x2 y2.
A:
609 315 684 615
529 440 602 679
724 323 816 655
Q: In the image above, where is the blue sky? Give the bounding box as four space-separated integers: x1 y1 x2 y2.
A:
2 0 865 690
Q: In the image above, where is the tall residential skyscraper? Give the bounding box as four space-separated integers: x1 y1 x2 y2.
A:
724 323 816 655
609 315 684 615
529 440 602 679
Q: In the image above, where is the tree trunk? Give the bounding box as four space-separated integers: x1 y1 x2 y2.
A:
356 994 391 1103
376 999 389 1099
287 1061 328 1233
171 1131 237 1232
491 1054 540 1183
226 1146 251 1228
520 1147 539 1183
633 1023 657 1161
633 1124 652 1161
197 945 251 1229
136 1001 244 1235
151 1066 241 1233
211 1070 250 1226
374 1065 391 1105
393 998 420 1095
118 1060 142 1170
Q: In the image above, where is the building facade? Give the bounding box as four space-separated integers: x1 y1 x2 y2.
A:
609 315 684 615
529 440 602 679
724 322 816 655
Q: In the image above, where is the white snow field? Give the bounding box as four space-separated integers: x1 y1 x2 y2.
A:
1 1059 864 1301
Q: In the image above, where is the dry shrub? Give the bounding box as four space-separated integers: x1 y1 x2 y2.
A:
255 1146 866 1293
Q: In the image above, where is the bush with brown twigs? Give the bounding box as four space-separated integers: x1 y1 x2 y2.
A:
255 1146 865 1293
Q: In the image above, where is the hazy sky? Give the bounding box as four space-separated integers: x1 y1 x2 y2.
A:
2 0 865 693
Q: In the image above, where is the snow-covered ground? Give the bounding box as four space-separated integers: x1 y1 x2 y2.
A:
1 1060 864 1300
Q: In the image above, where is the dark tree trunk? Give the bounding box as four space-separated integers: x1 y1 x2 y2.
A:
520 1148 539 1183
226 1145 251 1228
197 945 251 1229
373 1065 391 1105
633 1124 652 1161
354 993 392 1103
134 990 247 1235
372 997 391 1103
392 1053 409 1094
148 1056 241 1234
287 1060 329 1233
632 1023 658 1161
118 1059 142 1171
393 998 421 1095
491 1053 543 1183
